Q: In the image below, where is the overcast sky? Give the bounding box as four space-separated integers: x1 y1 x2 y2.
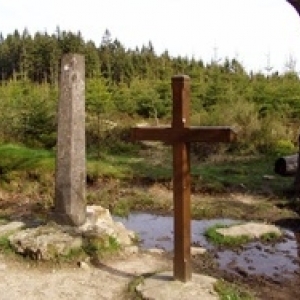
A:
1 0 300 73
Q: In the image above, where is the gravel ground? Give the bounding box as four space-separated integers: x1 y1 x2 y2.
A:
0 253 170 300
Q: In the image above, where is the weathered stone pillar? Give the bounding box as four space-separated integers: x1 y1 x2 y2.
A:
54 54 86 226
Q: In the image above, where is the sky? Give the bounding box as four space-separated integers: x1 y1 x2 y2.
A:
1 0 300 74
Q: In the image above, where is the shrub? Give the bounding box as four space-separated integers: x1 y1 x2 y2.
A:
271 139 296 156
191 97 295 156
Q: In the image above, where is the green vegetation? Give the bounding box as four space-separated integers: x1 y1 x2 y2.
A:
0 235 13 254
0 141 296 221
260 231 281 242
205 224 283 247
0 144 292 197
193 155 292 195
125 276 145 300
50 246 86 263
205 224 251 247
82 235 120 258
214 279 254 300
0 28 300 157
0 144 54 173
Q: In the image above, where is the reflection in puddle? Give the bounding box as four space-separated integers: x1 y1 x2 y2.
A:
217 238 299 279
114 213 237 251
114 213 300 280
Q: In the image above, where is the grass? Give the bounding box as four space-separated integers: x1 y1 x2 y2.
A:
0 143 292 196
191 197 284 221
0 142 296 222
82 235 121 258
125 276 145 300
205 224 251 247
87 154 136 179
88 151 293 197
205 224 282 247
192 155 292 195
50 247 87 263
0 144 54 172
111 199 131 217
260 231 281 242
214 279 254 300
0 235 13 254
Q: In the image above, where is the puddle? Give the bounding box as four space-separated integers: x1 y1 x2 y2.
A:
217 238 299 280
114 213 300 281
114 213 237 251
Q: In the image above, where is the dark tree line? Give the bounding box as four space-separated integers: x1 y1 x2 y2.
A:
1 28 300 116
0 28 188 85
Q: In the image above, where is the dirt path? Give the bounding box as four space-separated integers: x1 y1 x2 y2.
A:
0 253 170 300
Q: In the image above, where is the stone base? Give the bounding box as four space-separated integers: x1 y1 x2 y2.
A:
8 225 83 260
136 271 218 300
50 205 136 246
5 205 136 260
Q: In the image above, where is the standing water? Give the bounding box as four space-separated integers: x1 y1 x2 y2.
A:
114 213 300 280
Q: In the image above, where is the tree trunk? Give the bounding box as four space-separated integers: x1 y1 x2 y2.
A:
294 135 300 192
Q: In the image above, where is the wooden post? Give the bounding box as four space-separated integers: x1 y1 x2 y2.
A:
54 54 86 226
131 75 237 282
172 75 192 280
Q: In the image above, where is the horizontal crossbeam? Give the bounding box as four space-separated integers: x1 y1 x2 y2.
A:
131 126 237 143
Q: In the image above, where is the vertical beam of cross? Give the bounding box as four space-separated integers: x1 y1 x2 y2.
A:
172 75 192 281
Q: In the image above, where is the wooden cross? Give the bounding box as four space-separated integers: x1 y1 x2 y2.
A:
131 75 237 282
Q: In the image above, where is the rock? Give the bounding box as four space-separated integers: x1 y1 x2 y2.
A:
216 222 282 239
77 261 90 270
148 248 165 255
136 271 218 300
123 246 139 255
7 205 136 260
78 206 136 246
0 221 25 236
191 246 206 256
9 225 82 260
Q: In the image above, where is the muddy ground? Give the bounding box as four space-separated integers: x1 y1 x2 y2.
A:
192 235 300 300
